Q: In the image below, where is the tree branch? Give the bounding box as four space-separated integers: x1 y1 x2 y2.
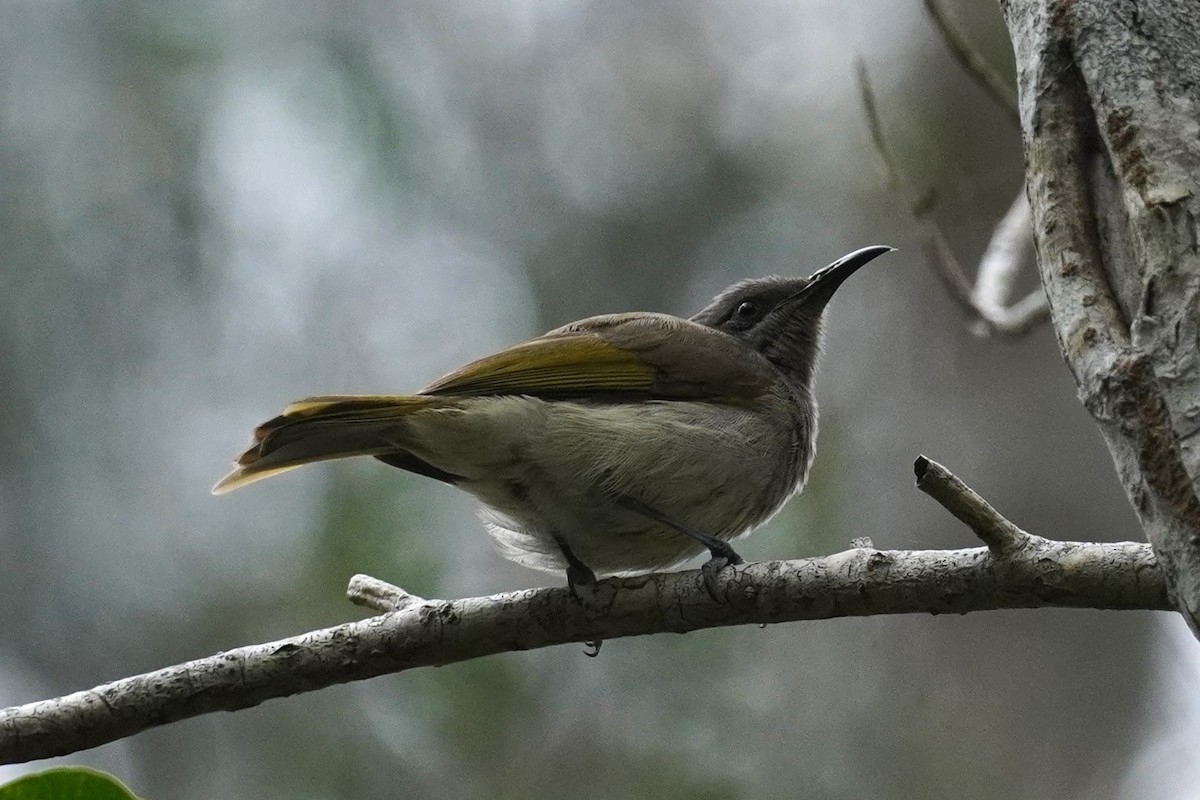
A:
1003 0 1200 631
346 573 431 613
972 192 1038 321
0 458 1167 765
856 61 1048 337
921 0 1020 127
914 455 1030 555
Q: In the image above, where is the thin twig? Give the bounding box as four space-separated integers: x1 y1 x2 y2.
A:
857 60 976 309
922 0 1021 126
914 455 1031 555
856 61 1049 337
346 574 429 613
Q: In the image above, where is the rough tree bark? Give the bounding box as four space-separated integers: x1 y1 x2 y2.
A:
1002 0 1200 630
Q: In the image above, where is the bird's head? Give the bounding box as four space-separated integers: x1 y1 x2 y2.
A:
690 245 893 388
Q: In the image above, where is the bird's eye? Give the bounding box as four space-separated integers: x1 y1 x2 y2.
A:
734 301 760 320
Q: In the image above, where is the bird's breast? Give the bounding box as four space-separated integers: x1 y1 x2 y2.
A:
401 392 816 574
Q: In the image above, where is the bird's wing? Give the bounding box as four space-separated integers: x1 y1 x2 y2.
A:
420 313 772 403
213 314 776 494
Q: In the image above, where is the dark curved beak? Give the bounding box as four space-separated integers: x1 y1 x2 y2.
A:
793 245 894 309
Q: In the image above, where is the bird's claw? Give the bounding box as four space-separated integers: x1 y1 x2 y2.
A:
701 544 744 602
566 563 598 601
566 564 603 656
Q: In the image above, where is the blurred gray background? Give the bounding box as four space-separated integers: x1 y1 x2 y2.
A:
0 1 1191 798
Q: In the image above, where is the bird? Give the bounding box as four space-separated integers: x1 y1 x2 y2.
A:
214 245 892 593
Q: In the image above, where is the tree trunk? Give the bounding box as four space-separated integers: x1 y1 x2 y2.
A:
1002 0 1200 630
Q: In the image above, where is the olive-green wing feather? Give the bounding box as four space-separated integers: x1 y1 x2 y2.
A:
420 331 655 397
214 313 775 494
421 312 772 402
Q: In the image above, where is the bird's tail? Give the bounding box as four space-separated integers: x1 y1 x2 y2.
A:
212 395 449 494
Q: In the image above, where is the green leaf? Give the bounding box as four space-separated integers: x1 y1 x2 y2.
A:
0 767 142 800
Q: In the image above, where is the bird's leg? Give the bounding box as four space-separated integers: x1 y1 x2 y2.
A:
615 495 744 600
552 533 597 600
551 533 603 657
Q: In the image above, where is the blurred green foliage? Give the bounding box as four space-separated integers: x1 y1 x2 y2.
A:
0 768 141 800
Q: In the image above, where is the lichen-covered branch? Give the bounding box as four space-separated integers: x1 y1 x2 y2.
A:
0 497 1168 766
1002 0 1200 629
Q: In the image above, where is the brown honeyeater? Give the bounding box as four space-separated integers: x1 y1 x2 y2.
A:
215 246 893 591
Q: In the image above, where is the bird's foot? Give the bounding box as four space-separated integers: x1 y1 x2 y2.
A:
554 533 598 602
566 562 598 601
701 542 745 602
554 536 603 655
